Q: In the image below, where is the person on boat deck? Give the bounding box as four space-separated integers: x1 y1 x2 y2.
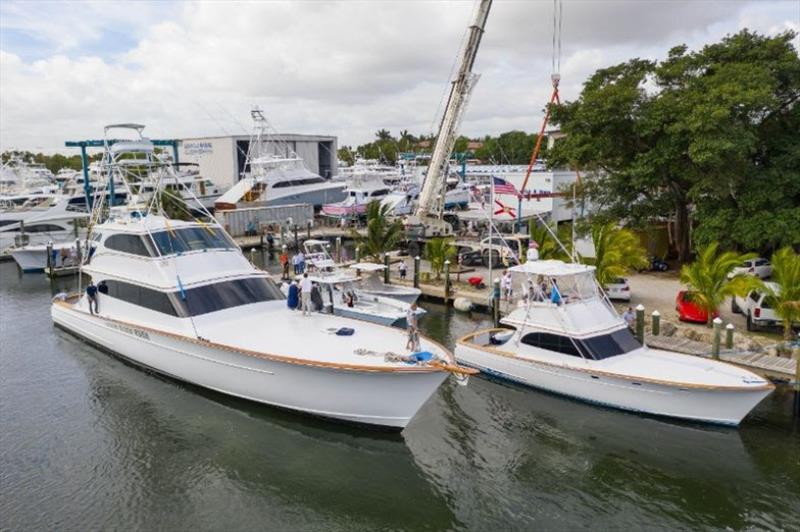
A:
622 307 635 329
266 232 274 252
550 279 562 305
299 273 313 316
398 260 407 280
527 241 539 262
59 246 69 267
279 247 290 280
86 281 99 315
406 303 420 351
344 291 354 308
287 280 299 310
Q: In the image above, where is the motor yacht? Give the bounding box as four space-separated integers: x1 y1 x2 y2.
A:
321 174 392 217
455 260 773 426
52 123 473 429
214 109 346 211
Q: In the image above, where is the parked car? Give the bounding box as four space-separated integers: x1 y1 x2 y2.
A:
728 258 772 279
732 283 799 332
605 277 631 301
676 290 719 323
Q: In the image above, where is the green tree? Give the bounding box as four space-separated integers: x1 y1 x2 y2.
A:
758 247 800 340
425 237 457 280
588 222 648 286
337 146 355 166
157 190 193 221
528 219 570 260
679 243 760 325
549 30 800 262
354 201 404 262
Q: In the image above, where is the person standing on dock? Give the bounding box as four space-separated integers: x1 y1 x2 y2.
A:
297 250 306 274
300 273 313 316
292 252 301 275
622 307 635 329
501 270 513 303
280 247 289 280
399 260 407 280
86 281 98 315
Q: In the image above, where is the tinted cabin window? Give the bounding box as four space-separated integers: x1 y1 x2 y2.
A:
179 277 285 316
103 280 179 316
576 329 641 360
521 332 582 357
104 234 152 257
25 224 65 233
273 177 325 188
150 227 235 256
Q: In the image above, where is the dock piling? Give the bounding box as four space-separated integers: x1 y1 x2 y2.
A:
335 237 341 263
413 256 420 288
384 254 390 284
444 260 451 303
293 225 298 251
712 317 722 359
635 304 645 344
492 279 501 327
651 310 660 336
725 323 734 349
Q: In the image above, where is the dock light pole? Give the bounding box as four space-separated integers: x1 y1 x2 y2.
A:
384 254 391 284
413 256 421 288
444 260 451 303
712 317 723 359
725 323 735 350
293 225 299 251
635 304 645 344
335 237 342 263
651 310 660 336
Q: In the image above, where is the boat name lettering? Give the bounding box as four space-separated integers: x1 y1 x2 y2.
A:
105 322 150 340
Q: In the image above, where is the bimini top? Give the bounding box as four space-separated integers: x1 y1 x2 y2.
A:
509 259 595 277
350 262 386 272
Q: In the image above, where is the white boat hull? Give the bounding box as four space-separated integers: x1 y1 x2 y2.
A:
9 242 76 272
359 286 421 305
52 303 447 429
455 343 772 426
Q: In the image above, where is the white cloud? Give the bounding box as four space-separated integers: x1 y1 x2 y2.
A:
0 0 796 153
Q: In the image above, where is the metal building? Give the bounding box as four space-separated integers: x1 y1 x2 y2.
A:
177 134 338 189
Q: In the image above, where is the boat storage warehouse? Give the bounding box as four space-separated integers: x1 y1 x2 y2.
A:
177 133 338 189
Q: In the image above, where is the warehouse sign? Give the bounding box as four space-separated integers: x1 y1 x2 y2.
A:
183 142 213 155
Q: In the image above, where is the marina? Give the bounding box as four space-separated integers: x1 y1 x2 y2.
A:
2 0 799 529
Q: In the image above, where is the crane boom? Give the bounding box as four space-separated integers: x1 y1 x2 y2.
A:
407 0 492 239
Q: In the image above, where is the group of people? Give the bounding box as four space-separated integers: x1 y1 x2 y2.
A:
51 246 79 268
286 273 317 316
500 270 563 305
84 280 108 315
278 248 306 280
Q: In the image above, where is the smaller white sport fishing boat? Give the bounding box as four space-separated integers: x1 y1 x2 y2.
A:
52 123 473 429
292 270 426 328
302 240 421 304
350 262 421 304
321 174 391 218
456 260 774 426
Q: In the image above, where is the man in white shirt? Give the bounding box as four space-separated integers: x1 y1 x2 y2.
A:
501 270 513 302
299 273 314 316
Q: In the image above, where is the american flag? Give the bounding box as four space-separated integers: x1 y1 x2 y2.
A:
492 176 519 196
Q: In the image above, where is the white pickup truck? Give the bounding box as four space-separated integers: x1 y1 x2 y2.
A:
732 283 797 331
455 235 530 266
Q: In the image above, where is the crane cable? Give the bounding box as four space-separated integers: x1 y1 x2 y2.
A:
520 0 563 195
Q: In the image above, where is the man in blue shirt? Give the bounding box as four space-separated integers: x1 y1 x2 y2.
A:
86 281 99 315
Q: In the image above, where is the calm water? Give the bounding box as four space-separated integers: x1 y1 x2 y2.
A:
1 257 798 531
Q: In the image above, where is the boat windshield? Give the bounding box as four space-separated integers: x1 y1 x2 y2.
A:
575 328 641 360
149 226 237 255
178 277 285 316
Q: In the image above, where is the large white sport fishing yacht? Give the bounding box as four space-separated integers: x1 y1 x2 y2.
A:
52 123 474 429
214 108 346 211
456 260 773 426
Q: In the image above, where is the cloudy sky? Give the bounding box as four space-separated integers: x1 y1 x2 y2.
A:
1 0 797 153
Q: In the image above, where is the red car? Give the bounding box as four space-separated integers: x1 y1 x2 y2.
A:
676 290 719 323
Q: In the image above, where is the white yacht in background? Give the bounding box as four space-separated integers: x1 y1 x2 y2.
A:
139 161 223 211
321 174 391 217
214 109 346 211
0 155 57 198
52 123 473 429
456 260 773 426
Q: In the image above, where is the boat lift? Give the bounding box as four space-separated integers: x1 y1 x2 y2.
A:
64 134 180 209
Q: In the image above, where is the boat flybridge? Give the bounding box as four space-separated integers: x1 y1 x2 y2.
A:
455 260 773 426
52 123 474 429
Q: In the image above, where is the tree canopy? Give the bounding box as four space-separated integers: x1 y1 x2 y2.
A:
548 30 800 261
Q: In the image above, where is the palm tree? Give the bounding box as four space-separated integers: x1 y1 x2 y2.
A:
375 129 393 141
679 243 760 326
589 222 648 286
758 247 800 340
528 219 570 261
353 201 404 262
425 237 457 280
